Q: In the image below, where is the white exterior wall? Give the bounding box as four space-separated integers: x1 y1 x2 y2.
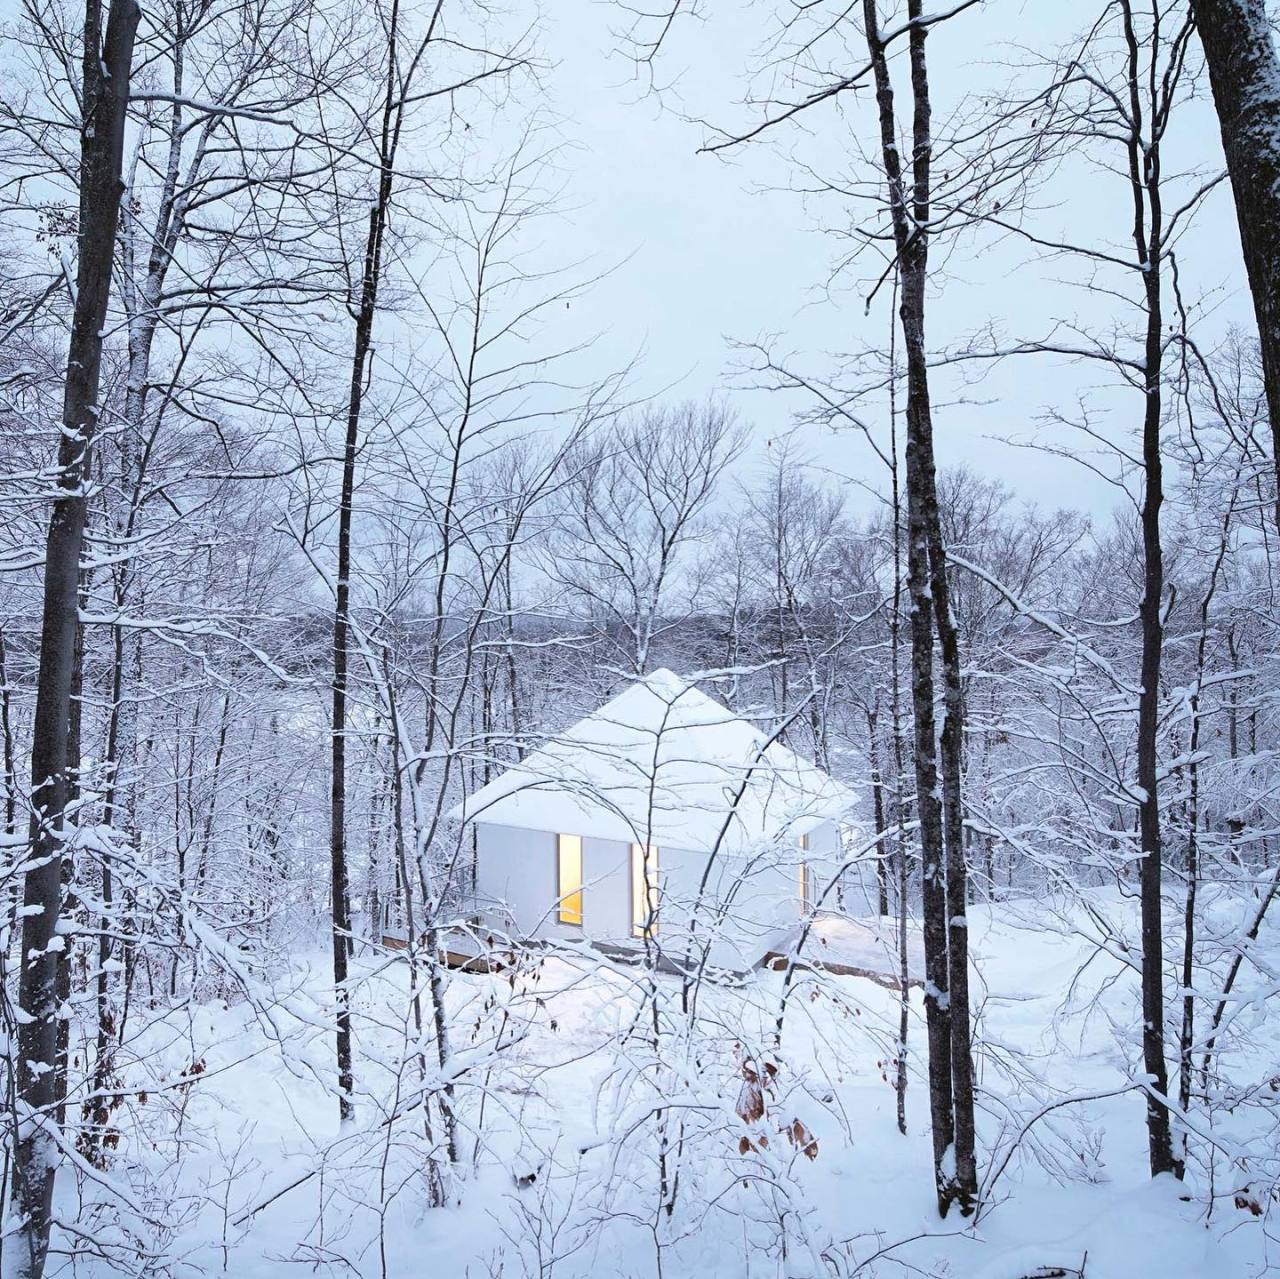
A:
474 822 632 946
801 819 872 915
795 819 884 917
690 843 797 968
474 817 866 969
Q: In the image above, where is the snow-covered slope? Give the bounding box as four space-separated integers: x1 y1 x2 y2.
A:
110 892 1276 1278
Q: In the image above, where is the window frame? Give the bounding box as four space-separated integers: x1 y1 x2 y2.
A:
799 831 813 912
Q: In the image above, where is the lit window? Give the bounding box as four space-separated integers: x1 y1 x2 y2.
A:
631 843 659 938
558 834 583 926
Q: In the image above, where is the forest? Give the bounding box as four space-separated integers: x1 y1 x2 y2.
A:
0 0 1278 1274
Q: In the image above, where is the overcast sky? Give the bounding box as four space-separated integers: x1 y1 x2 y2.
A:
524 0 1254 526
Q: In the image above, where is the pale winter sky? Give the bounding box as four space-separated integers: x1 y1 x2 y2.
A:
526 0 1254 524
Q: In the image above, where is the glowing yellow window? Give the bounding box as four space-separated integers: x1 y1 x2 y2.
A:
631 843 659 938
558 834 583 926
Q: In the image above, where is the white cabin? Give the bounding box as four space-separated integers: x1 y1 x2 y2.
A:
450 670 867 971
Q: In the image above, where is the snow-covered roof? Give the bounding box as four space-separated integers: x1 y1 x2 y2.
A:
450 669 856 854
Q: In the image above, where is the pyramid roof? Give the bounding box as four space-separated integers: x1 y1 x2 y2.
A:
450 669 856 854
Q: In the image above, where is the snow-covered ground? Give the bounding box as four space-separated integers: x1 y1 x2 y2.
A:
61 893 1277 1278
775 913 926 985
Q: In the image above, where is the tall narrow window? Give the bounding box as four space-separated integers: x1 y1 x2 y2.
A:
799 832 813 912
631 843 659 938
558 834 583 926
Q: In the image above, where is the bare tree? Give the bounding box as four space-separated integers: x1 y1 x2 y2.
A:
543 403 743 678
858 0 977 1213
641 0 1000 1215
324 0 528 1125
12 1 140 1273
958 0 1203 1178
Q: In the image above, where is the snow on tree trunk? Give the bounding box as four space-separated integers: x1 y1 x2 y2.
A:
860 0 978 1217
14 1 140 1273
1193 0 1280 534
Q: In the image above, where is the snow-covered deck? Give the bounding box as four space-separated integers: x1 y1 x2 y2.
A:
764 914 925 989
383 910 925 987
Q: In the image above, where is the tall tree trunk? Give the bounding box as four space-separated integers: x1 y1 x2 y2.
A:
0 630 16 839
13 1 140 1273
887 268 911 1139
899 253 957 1218
861 0 977 1215
1226 627 1239 760
1134 152 1177 1185
1124 0 1180 1179
330 0 428 1122
911 0 975 1200
864 1 953 1212
87 611 130 1158
867 705 890 916
502 550 524 760
330 206 380 1121
0 626 16 958
929 516 977 1212
1192 0 1280 532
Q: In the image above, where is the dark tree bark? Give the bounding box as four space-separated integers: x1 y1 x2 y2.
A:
908 6 977 1209
886 267 911 1139
1133 106 1176 1182
929 503 977 1212
329 184 385 1125
1192 0 1280 531
330 0 440 1124
861 0 977 1216
0 630 16 840
1122 0 1183 1180
866 704 890 916
13 0 140 1273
